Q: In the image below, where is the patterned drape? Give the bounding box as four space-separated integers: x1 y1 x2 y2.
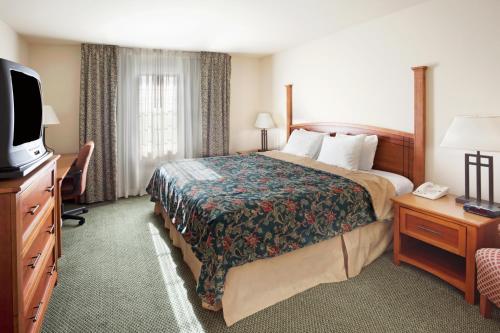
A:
200 52 231 157
79 44 118 203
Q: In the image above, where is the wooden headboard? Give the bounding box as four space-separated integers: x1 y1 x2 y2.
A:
286 66 427 187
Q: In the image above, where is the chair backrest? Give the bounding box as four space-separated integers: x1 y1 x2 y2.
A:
73 141 95 195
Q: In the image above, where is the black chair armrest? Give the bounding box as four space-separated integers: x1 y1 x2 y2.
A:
67 169 83 178
64 169 83 188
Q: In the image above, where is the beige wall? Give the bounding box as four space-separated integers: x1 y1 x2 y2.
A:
229 56 262 153
0 18 28 64
28 43 81 154
260 0 500 201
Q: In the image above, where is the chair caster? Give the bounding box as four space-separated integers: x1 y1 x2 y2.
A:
78 219 86 226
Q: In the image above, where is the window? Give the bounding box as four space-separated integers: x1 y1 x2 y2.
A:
138 74 178 158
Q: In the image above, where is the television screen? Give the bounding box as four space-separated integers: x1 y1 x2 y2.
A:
11 70 42 146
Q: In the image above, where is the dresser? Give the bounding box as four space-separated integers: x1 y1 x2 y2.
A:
393 193 500 304
0 156 59 333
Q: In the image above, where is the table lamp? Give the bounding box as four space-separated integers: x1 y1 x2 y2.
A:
440 115 500 217
254 112 275 152
42 105 60 151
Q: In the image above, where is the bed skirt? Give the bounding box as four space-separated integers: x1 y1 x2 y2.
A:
154 202 392 326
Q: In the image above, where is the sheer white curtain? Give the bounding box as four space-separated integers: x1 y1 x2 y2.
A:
117 48 201 197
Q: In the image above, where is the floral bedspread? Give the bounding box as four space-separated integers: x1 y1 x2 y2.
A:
146 153 377 307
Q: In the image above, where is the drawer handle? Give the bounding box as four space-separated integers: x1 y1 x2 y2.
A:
47 224 56 234
28 204 41 215
28 252 42 269
29 301 43 323
48 264 56 276
416 224 442 237
46 185 55 193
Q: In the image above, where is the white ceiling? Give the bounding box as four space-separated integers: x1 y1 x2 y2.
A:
0 0 428 55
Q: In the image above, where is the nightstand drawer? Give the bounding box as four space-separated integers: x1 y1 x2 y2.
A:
400 207 466 256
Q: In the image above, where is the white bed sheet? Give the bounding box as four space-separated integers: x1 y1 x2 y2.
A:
366 169 414 195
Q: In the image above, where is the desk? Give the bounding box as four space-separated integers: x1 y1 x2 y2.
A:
56 153 78 257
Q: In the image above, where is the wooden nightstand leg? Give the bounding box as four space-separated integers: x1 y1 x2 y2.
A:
465 226 477 304
56 178 63 258
480 294 492 318
393 203 401 265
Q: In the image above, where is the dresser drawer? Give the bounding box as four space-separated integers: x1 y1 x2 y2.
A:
23 245 57 333
400 207 466 256
20 164 55 240
21 207 56 305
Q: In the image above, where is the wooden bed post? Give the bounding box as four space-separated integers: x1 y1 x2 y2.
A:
412 66 427 187
286 84 293 140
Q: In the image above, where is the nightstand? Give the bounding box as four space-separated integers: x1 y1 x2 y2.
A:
392 193 500 304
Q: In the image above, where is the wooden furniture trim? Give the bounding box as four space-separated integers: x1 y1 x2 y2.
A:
21 199 55 258
398 241 466 292
55 153 78 258
286 84 293 139
0 156 59 333
412 66 426 188
22 223 56 307
399 207 466 256
25 254 57 333
393 193 500 305
393 194 498 228
285 66 427 186
480 294 492 318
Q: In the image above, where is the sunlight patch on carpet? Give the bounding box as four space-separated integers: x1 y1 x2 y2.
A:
148 223 204 333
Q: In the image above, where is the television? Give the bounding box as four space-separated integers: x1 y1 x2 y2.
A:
0 58 51 179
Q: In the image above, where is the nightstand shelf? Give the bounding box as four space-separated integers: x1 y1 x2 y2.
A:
392 193 500 304
400 235 466 291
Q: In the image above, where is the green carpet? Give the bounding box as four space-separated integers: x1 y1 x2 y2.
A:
42 197 500 333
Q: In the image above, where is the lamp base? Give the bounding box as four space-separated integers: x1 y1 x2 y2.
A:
463 201 500 218
455 195 471 204
456 195 500 205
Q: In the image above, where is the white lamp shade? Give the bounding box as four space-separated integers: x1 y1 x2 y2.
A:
440 115 500 152
254 112 275 129
42 105 60 126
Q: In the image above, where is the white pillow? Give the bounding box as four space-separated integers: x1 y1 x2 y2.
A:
282 129 328 158
317 135 366 170
338 134 378 170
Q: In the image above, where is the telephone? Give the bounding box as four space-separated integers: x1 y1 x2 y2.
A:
412 182 449 200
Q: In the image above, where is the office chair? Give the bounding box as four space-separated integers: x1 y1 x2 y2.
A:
62 141 94 225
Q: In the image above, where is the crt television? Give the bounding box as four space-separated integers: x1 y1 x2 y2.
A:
0 58 51 179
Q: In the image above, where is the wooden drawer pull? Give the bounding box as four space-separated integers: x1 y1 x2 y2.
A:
29 301 43 323
416 224 442 237
28 252 42 269
48 264 56 276
28 204 41 215
47 224 56 234
46 185 55 193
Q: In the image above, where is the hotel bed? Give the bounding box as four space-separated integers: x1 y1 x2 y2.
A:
147 66 428 326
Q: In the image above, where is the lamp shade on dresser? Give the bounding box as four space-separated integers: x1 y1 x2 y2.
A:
42 105 60 126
